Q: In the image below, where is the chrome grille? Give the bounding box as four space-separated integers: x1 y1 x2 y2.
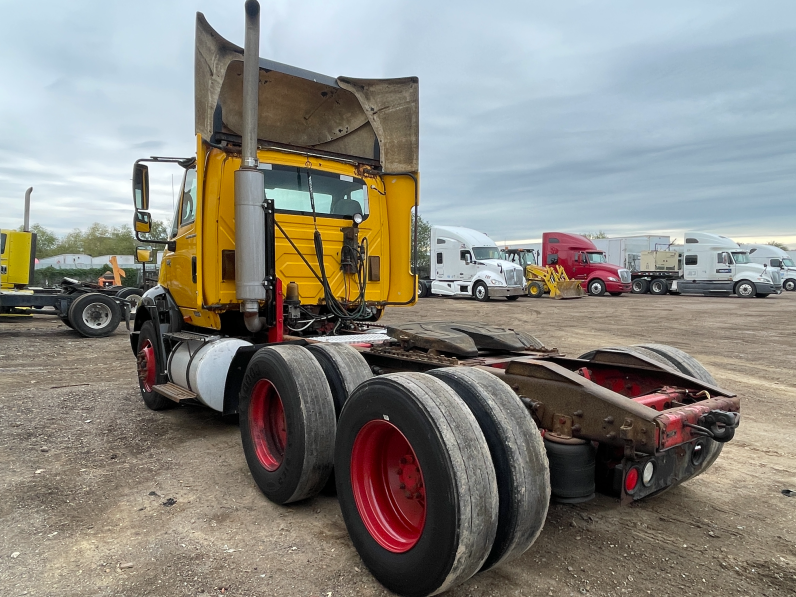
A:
506 268 523 287
619 269 631 283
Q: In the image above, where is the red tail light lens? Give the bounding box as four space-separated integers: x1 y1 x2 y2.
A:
625 467 640 493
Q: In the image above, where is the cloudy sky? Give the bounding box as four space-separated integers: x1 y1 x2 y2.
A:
0 0 794 246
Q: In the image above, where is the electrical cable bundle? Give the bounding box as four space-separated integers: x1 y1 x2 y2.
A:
271 166 370 328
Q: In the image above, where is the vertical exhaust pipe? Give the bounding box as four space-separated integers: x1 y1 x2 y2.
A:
23 187 32 232
235 0 268 332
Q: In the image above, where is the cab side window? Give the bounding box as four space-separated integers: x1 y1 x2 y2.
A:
179 169 198 227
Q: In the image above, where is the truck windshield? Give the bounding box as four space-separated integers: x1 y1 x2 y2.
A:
473 247 501 260
782 258 795 267
261 164 368 220
731 252 751 264
587 252 607 264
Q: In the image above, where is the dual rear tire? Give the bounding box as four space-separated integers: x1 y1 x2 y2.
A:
238 344 550 597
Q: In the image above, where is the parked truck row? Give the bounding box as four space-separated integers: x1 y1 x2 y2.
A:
426 229 788 302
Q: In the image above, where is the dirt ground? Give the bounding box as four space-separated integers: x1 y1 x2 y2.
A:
1 292 795 597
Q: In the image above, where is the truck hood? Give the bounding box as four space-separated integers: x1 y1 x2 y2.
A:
194 13 418 172
479 259 523 272
736 262 777 282
591 263 625 275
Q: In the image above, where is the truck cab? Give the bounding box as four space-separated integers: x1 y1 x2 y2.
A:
742 243 796 292
129 13 419 340
429 226 524 301
682 232 780 297
541 232 631 296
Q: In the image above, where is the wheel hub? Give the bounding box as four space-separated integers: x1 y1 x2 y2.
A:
249 379 287 471
350 420 426 553
396 454 425 503
137 340 156 392
82 302 112 329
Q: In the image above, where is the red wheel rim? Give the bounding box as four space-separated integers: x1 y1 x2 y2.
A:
350 420 426 553
249 379 287 472
137 339 156 392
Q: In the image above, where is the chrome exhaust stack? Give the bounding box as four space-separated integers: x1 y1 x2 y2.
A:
234 0 268 332
23 187 32 232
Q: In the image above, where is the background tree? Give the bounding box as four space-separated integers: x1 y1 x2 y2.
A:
581 231 608 239
768 240 789 251
140 220 171 242
19 223 59 257
410 213 432 278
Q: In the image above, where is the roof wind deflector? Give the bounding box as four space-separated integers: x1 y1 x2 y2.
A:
194 12 419 172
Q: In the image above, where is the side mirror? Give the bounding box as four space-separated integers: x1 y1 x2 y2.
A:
134 210 152 234
135 246 154 263
133 163 150 210
547 254 558 265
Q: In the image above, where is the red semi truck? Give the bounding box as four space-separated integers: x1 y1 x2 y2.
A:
543 232 632 296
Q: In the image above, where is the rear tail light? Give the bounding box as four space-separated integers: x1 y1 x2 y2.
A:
642 461 655 486
625 467 640 493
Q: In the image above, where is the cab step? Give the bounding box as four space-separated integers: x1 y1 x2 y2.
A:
163 331 218 343
153 382 197 403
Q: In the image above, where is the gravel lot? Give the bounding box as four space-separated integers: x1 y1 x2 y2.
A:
1 291 795 596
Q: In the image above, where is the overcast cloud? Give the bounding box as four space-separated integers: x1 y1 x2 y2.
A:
0 0 794 245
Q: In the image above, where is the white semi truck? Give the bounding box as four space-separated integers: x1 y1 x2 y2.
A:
741 243 796 292
640 232 780 297
421 226 525 301
595 232 781 297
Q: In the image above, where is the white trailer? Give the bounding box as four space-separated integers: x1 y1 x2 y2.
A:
423 226 525 301
741 244 796 292
591 236 672 271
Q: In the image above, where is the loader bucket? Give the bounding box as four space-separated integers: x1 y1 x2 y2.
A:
554 280 585 299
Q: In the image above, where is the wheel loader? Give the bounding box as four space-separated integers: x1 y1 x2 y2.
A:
501 247 585 298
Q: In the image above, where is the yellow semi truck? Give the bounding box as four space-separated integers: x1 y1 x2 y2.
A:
1 189 130 335
129 4 741 596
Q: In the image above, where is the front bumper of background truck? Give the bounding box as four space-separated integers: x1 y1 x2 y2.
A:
488 286 526 298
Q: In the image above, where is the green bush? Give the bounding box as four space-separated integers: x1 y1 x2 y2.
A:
34 266 140 288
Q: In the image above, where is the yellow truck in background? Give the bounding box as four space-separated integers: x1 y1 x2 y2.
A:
1 188 131 335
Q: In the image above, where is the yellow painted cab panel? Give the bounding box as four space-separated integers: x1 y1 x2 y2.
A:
1 230 35 288
382 174 418 305
200 149 408 310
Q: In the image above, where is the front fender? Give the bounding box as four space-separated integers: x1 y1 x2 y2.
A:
129 285 183 355
475 271 506 287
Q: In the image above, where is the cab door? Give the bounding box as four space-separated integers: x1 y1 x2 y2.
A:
717 251 733 281
459 249 477 280
161 168 198 309
571 252 589 280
